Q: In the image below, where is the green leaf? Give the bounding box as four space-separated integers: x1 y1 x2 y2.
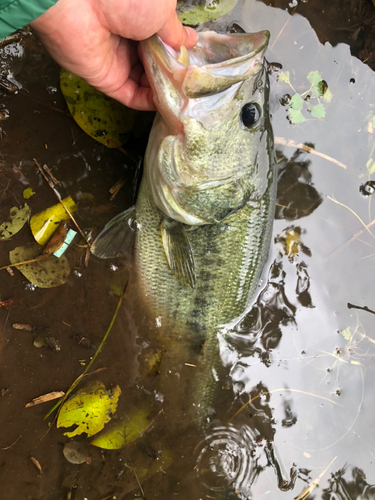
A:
340 327 352 341
0 203 30 240
278 71 290 84
9 242 70 288
177 0 238 24
289 93 304 111
289 109 306 124
60 69 135 148
23 188 35 199
57 381 121 438
311 103 326 119
91 407 152 450
307 70 322 87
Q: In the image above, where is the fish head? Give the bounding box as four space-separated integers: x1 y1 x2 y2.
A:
140 30 274 225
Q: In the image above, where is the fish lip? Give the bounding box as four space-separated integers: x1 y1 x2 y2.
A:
140 30 270 98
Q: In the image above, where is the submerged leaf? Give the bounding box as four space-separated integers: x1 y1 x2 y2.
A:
90 407 152 450
177 0 238 24
30 196 76 245
0 203 30 239
60 69 135 147
23 188 35 199
57 381 121 438
9 242 70 288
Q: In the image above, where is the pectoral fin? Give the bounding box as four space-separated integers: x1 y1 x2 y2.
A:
91 206 136 259
160 217 196 288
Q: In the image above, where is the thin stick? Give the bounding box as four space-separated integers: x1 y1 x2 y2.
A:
326 195 375 239
43 284 127 421
230 388 338 422
295 456 337 500
33 158 90 246
0 255 48 272
270 6 298 51
275 137 347 169
326 218 375 261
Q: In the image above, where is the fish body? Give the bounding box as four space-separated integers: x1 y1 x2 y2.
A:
93 31 276 418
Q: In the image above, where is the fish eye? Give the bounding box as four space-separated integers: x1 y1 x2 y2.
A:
241 103 261 129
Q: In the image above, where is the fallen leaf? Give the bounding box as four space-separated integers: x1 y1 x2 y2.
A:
23 187 35 199
9 242 70 288
30 196 76 245
90 407 154 450
57 381 121 438
60 69 135 147
0 203 30 239
41 221 70 257
177 0 238 24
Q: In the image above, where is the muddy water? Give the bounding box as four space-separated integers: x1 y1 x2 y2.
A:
0 1 375 499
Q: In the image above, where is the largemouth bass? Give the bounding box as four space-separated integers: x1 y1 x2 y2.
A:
93 30 276 421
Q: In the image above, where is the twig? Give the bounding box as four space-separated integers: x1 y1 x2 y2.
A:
230 388 338 422
348 302 375 315
275 137 347 169
295 456 337 500
124 463 145 498
33 158 90 247
325 218 375 261
1 434 22 450
326 195 375 239
108 139 128 156
270 5 298 51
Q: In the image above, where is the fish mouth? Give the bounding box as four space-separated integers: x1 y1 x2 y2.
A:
140 30 270 99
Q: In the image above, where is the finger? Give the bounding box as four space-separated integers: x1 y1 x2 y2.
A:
157 12 198 50
108 79 156 111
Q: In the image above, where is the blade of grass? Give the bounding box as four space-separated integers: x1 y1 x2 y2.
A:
43 283 127 420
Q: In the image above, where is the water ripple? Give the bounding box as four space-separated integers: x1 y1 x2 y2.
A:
195 424 257 499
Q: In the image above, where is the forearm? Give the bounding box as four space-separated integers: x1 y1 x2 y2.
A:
0 0 57 38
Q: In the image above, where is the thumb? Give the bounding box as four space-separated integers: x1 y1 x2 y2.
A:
157 11 198 50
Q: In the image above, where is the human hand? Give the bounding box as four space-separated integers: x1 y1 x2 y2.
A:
31 0 198 111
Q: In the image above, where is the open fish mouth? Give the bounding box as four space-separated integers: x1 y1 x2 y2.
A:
140 30 270 98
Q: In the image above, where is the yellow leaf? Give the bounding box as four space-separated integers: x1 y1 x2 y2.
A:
57 381 121 438
60 69 135 147
30 196 76 245
0 203 30 239
90 407 152 449
23 188 35 199
285 229 301 258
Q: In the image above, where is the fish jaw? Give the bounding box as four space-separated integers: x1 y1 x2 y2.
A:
140 30 270 127
140 31 273 226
